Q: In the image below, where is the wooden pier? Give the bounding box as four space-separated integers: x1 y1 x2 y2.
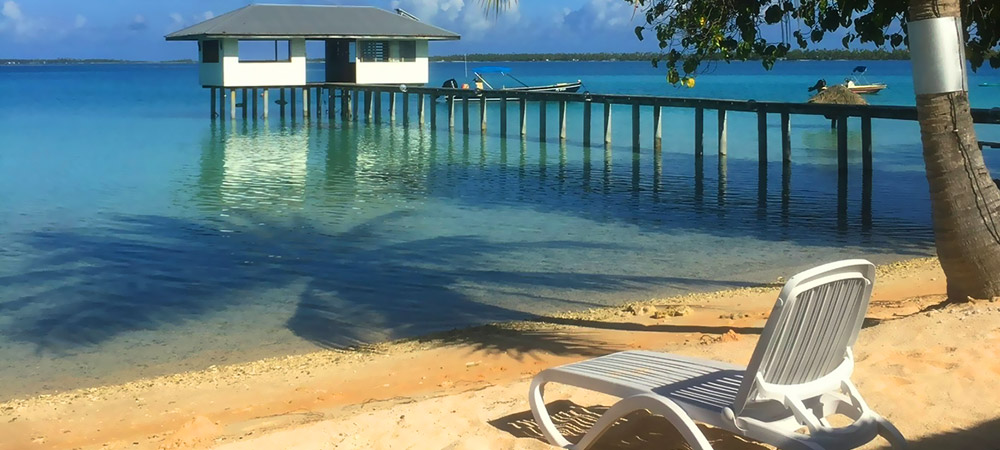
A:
206 83 1000 212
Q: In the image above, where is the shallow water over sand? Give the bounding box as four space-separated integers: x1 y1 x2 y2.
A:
0 61 997 399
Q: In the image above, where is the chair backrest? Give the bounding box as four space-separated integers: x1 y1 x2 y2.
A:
732 259 875 415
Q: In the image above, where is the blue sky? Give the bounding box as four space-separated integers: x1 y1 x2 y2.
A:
0 0 799 60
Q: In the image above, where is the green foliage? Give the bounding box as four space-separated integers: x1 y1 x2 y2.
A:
430 49 909 63
626 0 999 84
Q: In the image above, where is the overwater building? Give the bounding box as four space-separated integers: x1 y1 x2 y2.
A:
166 4 460 88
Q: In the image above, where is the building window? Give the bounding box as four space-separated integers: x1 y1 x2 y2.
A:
201 40 220 63
398 41 416 62
359 41 389 62
238 40 292 62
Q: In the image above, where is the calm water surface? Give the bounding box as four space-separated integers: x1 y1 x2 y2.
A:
0 61 998 399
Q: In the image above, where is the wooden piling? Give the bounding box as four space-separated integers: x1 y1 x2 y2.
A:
210 88 216 119
539 100 547 141
230 89 237 120
316 87 322 119
430 96 438 128
363 91 372 123
302 88 309 119
218 87 226 120
343 89 352 120
480 97 487 133
781 111 792 164
862 115 873 175
583 101 592 146
462 96 470 134
374 90 382 122
717 109 727 156
631 103 640 153
290 88 297 120
251 89 258 119
262 89 268 119
558 101 567 141
402 93 410 126
757 108 767 164
389 92 396 123
694 107 704 157
837 115 848 176
653 105 663 149
241 89 247 120
500 97 508 136
604 102 612 144
519 98 527 136
279 89 286 119
353 90 360 122
447 95 455 130
418 94 426 126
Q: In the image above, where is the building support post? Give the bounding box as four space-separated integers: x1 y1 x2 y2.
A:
263 89 269 119
402 93 410 127
210 88 217 120
290 88 297 120
389 92 396 124
353 90 360 122
230 89 237 120
374 90 382 123
316 87 323 119
279 89 286 119
418 94 426 126
240 89 247 120
251 88 258 120
302 87 309 119
364 91 372 123
218 87 226 120
583 101 592 146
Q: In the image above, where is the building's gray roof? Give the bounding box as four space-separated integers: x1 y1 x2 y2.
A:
165 4 460 41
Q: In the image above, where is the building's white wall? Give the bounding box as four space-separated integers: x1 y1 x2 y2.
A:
355 40 429 85
199 38 307 87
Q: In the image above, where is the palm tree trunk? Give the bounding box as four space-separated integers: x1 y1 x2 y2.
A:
911 0 1000 300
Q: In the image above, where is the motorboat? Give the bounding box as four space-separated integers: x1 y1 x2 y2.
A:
808 66 887 95
440 66 582 101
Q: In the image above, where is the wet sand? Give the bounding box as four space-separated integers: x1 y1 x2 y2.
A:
3 257 999 449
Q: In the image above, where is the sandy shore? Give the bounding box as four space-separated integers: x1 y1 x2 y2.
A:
3 257 1000 450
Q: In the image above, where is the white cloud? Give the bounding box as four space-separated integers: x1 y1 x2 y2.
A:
129 14 147 31
169 12 183 24
2 1 22 21
74 14 86 28
0 0 44 38
561 0 638 32
200 11 214 21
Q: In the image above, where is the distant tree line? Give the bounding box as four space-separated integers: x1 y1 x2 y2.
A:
431 49 910 62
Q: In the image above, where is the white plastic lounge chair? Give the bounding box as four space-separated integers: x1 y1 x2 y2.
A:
529 259 906 450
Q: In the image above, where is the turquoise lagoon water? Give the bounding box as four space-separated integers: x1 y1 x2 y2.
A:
0 61 998 400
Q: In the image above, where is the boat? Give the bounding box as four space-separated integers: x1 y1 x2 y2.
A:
808 66 887 95
980 82 1000 87
440 66 582 101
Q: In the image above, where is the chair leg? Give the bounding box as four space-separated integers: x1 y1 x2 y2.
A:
875 415 907 449
529 376 573 448
574 393 715 450
529 374 714 450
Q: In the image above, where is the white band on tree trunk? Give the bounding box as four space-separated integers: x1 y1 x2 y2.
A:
909 16 968 95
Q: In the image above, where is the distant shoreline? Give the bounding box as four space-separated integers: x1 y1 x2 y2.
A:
2 49 909 66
